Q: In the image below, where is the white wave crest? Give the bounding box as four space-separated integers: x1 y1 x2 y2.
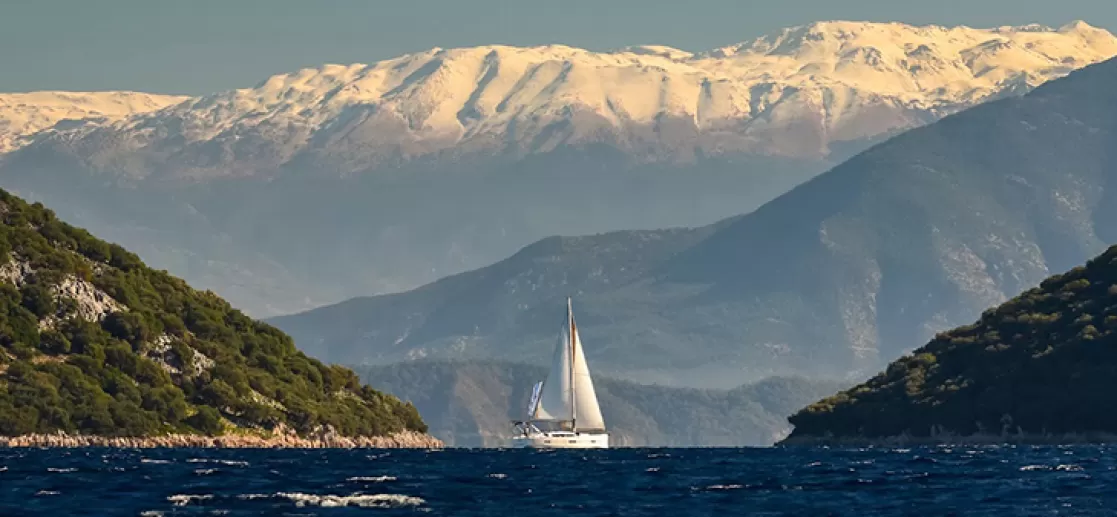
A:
242 492 424 508
346 475 397 482
186 458 248 466
237 494 270 500
167 494 213 506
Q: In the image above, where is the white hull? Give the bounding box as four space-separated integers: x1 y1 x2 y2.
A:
512 431 609 449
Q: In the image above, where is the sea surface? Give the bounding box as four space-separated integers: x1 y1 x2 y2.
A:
1 445 1115 516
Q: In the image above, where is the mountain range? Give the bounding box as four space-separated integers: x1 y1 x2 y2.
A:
3 21 1114 316
271 51 1117 389
354 359 845 447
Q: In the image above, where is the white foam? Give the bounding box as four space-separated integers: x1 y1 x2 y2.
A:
195 468 218 476
346 476 397 482
141 459 172 464
34 490 60 496
243 492 424 508
487 473 508 479
167 494 213 506
187 458 248 467
46 468 76 473
705 484 744 490
237 494 270 501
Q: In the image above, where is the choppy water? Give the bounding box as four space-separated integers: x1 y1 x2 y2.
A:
2 445 1116 515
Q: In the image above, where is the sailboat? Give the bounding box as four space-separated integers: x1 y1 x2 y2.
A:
511 297 609 449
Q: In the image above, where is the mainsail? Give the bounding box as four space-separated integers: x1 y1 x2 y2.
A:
533 320 573 421
530 298 606 432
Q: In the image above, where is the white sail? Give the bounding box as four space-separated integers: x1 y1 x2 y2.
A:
532 321 573 421
530 298 606 432
570 319 605 431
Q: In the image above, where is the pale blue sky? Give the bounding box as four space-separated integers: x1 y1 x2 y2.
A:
4 0 1115 94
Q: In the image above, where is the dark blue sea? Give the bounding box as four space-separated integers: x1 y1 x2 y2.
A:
2 445 1114 516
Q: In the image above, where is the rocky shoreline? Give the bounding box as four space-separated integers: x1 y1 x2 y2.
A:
0 430 444 449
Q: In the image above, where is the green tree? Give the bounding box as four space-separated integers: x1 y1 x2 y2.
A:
185 406 223 435
38 329 71 354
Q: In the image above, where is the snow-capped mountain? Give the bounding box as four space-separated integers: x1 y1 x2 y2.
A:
2 20 1115 317
15 21 1117 181
0 91 187 153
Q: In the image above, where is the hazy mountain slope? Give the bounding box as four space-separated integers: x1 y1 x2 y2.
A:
271 55 1117 389
4 21 1113 316
0 189 428 439
0 91 187 153
269 226 721 374
355 359 846 447
3 150 816 316
783 244 1117 444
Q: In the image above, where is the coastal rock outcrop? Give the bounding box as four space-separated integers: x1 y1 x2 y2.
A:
0 428 443 449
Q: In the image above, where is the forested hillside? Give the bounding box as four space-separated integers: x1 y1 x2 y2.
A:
785 244 1117 442
0 190 426 438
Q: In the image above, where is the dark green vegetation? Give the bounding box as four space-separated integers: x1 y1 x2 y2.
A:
0 189 426 437
355 359 846 447
785 244 1117 441
273 57 1117 389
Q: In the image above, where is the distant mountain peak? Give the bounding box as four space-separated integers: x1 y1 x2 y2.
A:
615 45 694 60
1058 19 1098 32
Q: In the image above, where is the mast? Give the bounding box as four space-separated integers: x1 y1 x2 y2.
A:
568 297 576 433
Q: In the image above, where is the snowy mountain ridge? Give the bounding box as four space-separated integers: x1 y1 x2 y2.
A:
9 20 1117 180
0 91 187 153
